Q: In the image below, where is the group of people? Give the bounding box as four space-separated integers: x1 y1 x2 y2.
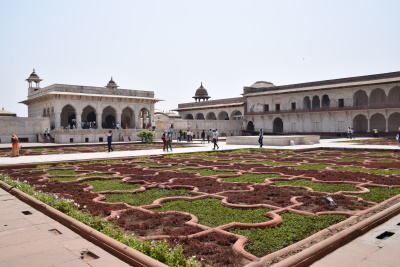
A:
162 129 174 151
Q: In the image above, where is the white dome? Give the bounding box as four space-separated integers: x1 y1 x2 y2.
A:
250 81 275 88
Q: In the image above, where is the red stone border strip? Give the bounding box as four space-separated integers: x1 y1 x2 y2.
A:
245 198 400 267
0 180 167 267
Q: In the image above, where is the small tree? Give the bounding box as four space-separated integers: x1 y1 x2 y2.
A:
137 131 154 143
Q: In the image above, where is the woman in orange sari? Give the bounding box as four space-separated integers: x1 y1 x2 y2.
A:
11 134 20 157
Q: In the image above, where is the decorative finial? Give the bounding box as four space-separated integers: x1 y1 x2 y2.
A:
33 68 35 72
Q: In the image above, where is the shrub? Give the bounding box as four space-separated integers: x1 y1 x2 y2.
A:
137 131 154 143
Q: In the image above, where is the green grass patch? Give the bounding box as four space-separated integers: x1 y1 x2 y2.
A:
223 173 280 183
49 173 112 182
246 161 296 166
29 148 43 152
83 180 143 192
274 179 360 193
47 169 84 176
335 167 400 175
152 165 198 170
231 213 346 257
153 198 270 227
340 158 365 161
368 153 393 156
135 162 164 167
293 164 332 170
103 188 192 206
356 187 400 203
180 169 236 176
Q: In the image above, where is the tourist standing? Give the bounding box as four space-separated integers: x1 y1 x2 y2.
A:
166 131 173 151
11 134 20 157
212 130 219 150
201 130 206 144
162 130 167 151
396 129 400 146
151 121 156 131
346 127 351 139
350 128 355 139
44 130 50 142
104 131 114 152
258 129 264 148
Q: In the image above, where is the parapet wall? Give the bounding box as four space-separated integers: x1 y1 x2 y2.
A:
226 135 320 146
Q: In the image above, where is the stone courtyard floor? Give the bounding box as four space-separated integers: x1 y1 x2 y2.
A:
0 138 399 266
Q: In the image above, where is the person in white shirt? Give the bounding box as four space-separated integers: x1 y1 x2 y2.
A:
212 130 219 150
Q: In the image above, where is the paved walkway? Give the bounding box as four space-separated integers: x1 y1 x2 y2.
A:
0 138 399 266
0 187 130 267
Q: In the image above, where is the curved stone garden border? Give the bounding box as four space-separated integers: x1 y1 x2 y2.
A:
0 180 167 267
244 195 400 267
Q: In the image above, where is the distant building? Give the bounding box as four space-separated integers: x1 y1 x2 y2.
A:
243 72 400 135
20 70 161 130
0 107 16 117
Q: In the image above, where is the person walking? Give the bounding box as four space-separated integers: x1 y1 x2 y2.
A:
346 127 351 139
212 130 219 150
215 129 219 141
11 134 20 157
208 129 212 143
104 131 114 152
162 130 167 151
258 129 264 147
166 130 173 151
396 130 400 146
201 130 206 144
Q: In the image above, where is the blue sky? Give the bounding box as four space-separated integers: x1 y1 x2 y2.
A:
1 0 399 116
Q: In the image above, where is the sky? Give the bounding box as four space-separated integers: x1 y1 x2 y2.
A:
1 0 399 117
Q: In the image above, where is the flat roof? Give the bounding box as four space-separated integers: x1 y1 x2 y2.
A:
244 71 400 96
173 102 244 111
20 91 163 103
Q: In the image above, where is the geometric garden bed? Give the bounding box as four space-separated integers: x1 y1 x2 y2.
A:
1 149 400 266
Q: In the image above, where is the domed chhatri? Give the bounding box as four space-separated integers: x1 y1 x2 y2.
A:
193 82 211 102
26 69 42 90
250 81 275 88
106 77 119 89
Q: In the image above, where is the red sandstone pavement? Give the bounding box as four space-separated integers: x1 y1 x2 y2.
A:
1 139 400 266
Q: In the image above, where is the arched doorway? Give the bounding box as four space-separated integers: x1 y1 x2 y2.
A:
388 86 400 105
139 108 150 129
121 107 134 129
81 105 97 129
218 111 229 120
195 113 205 120
353 90 368 106
321 95 330 108
206 112 216 120
102 106 117 129
312 96 320 109
370 113 386 132
61 104 76 129
231 110 242 120
185 114 194 120
370 88 386 106
273 117 283 133
247 121 254 131
353 114 368 132
388 112 400 131
303 96 311 109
